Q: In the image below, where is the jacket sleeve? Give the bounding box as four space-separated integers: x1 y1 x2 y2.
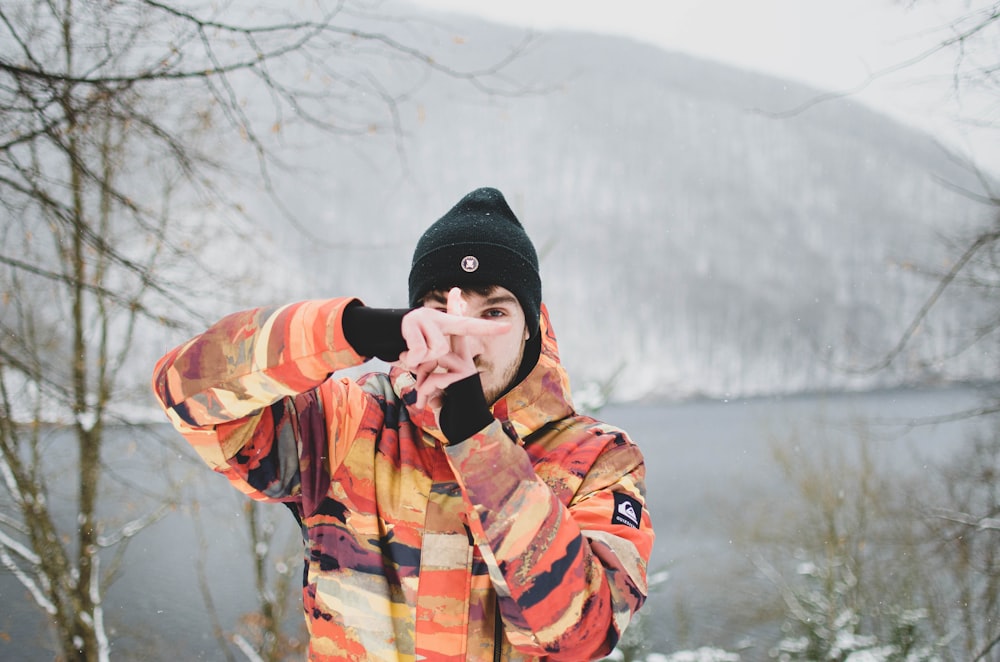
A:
444 424 654 661
150 298 370 503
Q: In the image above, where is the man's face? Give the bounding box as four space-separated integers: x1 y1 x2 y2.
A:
422 286 530 404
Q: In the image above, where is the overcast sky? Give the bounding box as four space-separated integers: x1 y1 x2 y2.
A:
408 0 999 174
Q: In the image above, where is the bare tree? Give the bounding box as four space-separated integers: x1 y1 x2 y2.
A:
876 14 1000 656
0 1 527 659
871 1 1000 378
895 1 999 125
233 500 309 662
916 429 1000 661
855 11 1000 656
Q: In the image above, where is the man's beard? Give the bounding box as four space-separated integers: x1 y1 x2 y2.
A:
478 344 525 404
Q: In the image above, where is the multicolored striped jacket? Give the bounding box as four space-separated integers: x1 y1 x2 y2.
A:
152 298 654 661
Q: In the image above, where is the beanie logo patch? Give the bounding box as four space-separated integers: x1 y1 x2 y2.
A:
460 256 479 273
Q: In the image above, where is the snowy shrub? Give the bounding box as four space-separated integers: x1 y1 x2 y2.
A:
768 557 940 662
661 647 741 661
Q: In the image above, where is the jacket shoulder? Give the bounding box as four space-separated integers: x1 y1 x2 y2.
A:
529 414 639 458
526 415 644 502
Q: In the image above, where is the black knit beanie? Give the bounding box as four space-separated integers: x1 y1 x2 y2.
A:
408 187 542 338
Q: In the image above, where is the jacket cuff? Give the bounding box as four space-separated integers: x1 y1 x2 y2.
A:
439 373 494 444
341 303 409 361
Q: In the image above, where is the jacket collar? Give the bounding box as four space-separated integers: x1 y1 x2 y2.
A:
391 304 575 445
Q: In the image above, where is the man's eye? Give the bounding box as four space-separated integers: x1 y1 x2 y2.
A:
484 309 506 318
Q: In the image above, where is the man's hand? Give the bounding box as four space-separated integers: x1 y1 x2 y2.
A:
395 287 510 410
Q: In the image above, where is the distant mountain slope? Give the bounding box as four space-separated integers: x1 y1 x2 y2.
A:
203 9 996 403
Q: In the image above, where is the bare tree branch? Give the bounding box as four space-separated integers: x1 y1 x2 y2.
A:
930 507 1000 532
759 3 1000 120
973 630 1000 661
847 227 1000 373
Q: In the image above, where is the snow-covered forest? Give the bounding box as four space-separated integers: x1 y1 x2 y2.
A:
112 13 997 408
1 0 998 660
174 20 996 404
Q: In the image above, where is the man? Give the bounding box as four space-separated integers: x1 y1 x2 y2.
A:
152 187 654 661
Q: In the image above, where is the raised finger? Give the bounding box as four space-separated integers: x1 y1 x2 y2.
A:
446 287 467 317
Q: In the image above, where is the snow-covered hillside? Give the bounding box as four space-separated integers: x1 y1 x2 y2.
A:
159 11 996 404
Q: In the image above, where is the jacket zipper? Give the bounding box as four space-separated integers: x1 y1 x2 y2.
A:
494 595 503 662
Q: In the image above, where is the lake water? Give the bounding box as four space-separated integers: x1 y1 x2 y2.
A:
0 384 993 660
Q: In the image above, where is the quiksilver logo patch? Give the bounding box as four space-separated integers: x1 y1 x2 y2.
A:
612 492 642 530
